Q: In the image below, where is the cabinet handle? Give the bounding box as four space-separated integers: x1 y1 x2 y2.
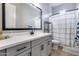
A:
77 43 79 46
16 46 26 52
48 41 50 45
40 44 44 51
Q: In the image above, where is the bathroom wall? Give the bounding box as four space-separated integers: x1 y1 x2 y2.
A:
40 3 52 15
76 3 79 8
39 4 52 30
0 3 2 29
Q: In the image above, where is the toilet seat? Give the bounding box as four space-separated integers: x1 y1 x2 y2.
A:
52 40 61 50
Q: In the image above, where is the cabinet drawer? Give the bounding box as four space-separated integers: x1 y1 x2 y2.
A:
32 36 51 47
7 42 30 56
17 49 31 56
0 50 6 56
32 37 48 47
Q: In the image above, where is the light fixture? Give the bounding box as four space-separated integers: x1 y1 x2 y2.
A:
32 3 40 7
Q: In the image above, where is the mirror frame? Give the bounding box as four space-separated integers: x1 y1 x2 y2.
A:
2 3 42 30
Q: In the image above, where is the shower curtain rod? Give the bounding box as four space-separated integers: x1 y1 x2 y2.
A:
52 8 78 16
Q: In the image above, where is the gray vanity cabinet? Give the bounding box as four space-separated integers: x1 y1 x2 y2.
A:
0 50 6 56
0 34 52 56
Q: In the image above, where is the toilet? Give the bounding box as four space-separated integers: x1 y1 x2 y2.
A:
52 40 61 50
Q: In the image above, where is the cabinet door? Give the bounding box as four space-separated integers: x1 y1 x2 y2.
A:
0 50 6 56
17 49 31 56
40 41 47 56
32 44 41 56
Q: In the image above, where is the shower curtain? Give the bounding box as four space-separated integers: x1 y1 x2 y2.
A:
49 10 79 48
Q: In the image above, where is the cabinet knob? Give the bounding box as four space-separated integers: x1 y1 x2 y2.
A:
40 44 44 51
48 41 50 45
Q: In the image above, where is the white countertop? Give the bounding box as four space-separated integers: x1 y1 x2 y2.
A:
0 32 51 50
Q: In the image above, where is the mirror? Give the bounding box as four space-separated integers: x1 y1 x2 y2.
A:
2 3 42 30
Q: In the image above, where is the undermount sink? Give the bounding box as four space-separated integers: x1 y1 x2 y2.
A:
0 35 11 40
4 35 11 39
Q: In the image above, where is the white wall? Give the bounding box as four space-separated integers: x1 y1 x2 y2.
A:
39 4 52 30
0 3 2 29
40 3 52 15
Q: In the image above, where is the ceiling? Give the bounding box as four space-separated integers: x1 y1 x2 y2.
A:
31 3 64 14
50 3 64 8
40 3 64 8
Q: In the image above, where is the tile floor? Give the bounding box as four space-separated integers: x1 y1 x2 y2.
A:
51 46 74 56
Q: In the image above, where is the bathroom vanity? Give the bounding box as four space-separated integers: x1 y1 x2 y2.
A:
0 32 52 56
